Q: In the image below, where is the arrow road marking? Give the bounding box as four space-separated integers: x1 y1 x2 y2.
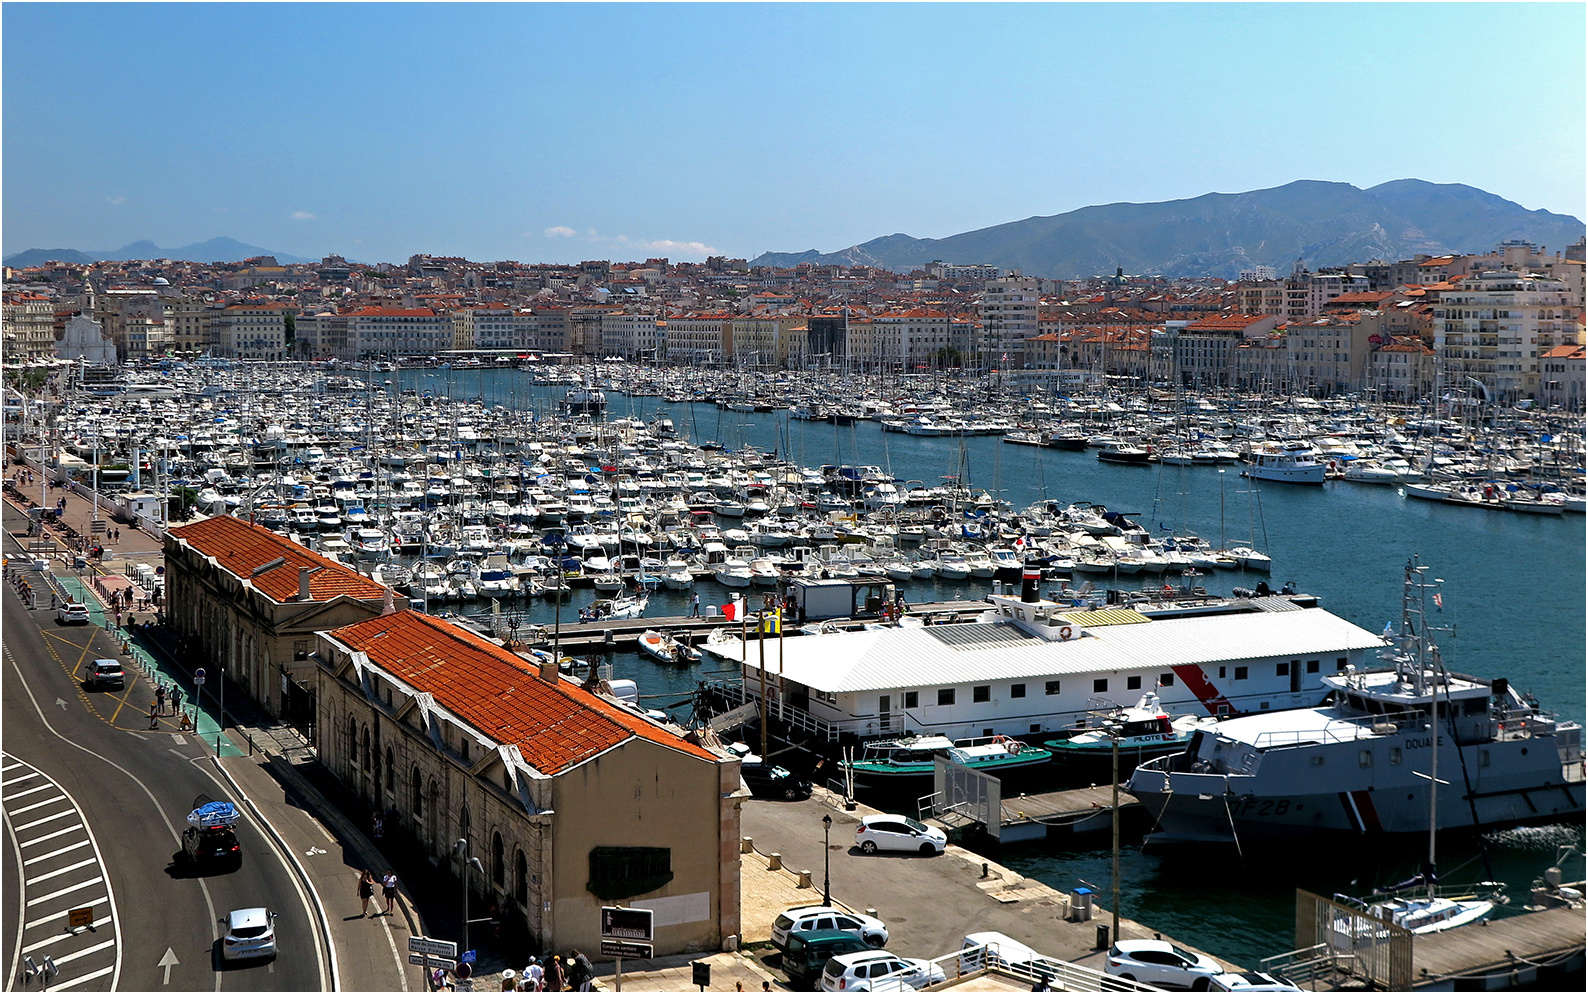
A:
56 698 67 710
158 947 179 984
304 845 326 857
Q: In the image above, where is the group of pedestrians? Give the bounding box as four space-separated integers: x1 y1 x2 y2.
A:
356 868 400 917
497 950 592 991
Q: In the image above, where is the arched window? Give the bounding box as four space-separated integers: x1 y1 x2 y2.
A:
385 748 395 798
361 726 372 771
411 765 423 819
459 806 471 854
348 718 358 769
492 832 505 888
514 850 528 906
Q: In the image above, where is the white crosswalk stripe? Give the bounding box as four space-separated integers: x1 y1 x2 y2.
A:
2 753 120 991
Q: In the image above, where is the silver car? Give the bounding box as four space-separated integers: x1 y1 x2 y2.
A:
218 907 277 962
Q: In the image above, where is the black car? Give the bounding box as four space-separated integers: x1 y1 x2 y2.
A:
740 761 813 801
182 825 242 865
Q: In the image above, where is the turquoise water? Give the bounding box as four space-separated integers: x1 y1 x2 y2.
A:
395 368 1587 966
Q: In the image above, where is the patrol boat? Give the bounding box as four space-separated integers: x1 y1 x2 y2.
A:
1126 557 1585 844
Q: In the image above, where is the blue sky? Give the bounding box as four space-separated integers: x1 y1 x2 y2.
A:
5 3 1584 265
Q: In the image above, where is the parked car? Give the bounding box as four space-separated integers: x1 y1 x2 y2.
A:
218 907 276 961
57 602 90 625
959 931 1059 984
782 929 874 986
771 905 889 951
1207 972 1304 992
1105 939 1222 989
740 760 813 801
855 815 946 855
86 658 124 690
818 950 946 992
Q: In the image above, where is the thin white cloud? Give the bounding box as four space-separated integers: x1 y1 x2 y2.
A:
291 211 317 221
545 225 576 237
107 196 126 205
640 239 715 256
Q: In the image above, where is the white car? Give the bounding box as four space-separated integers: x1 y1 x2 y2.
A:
819 949 947 992
1105 939 1221 988
218 907 277 962
771 904 889 951
57 602 90 625
855 815 946 855
1207 972 1303 992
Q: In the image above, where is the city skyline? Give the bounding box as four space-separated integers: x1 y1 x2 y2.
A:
5 3 1585 265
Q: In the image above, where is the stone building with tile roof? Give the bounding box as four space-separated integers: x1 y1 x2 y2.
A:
314 610 744 958
164 515 405 723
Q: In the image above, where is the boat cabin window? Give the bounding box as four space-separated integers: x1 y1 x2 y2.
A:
1045 681 1062 696
1276 662 1289 677
1127 676 1142 690
1159 673 1175 687
1234 667 1248 681
1010 683 1026 699
903 691 918 709
1389 748 1402 765
973 686 991 703
1463 698 1486 716
1218 666 1227 678
1093 679 1108 693
937 688 955 706
1308 660 1320 673
1359 750 1372 768
1336 657 1349 671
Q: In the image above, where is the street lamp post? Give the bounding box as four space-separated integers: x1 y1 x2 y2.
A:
822 814 833 907
454 839 484 955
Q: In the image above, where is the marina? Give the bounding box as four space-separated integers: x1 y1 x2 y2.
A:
5 357 1583 980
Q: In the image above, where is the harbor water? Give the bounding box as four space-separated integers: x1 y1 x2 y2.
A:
403 368 1585 967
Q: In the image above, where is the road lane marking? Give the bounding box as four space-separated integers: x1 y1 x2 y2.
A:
19 824 84 848
5 782 58 800
21 919 114 954
42 939 116 966
22 839 91 865
45 963 115 991
25 857 98 885
10 796 69 816
3 771 40 786
23 900 106 931
13 809 75 832
24 875 103 906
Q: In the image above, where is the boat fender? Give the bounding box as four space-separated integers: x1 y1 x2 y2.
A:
1006 740 1022 755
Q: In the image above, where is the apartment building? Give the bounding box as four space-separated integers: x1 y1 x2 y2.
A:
1539 344 1586 411
662 313 732 364
1282 311 1384 396
978 277 1040 368
2 293 58 360
347 307 452 357
1172 314 1279 388
600 310 662 358
314 610 743 957
210 301 292 359
1432 271 1584 402
1366 336 1437 403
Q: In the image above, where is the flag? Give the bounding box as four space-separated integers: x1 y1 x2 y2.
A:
760 610 781 634
721 601 739 622
1433 592 1443 611
1013 535 1026 551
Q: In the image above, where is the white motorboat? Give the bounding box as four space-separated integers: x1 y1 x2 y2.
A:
1244 442 1327 485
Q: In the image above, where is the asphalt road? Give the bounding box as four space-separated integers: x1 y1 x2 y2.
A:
2 574 328 990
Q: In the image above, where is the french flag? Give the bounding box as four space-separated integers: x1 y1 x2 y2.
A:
721 601 740 621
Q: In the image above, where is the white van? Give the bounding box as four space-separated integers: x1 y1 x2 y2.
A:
959 932 1059 984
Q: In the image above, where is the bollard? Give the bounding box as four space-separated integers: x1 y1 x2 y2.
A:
796 869 812 888
741 837 754 854
767 852 783 870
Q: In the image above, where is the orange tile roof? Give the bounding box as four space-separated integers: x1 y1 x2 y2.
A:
1185 313 1269 331
170 516 387 602
329 611 719 774
1543 344 1586 359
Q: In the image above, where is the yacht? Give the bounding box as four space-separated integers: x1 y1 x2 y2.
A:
1126 558 1585 843
1244 441 1327 485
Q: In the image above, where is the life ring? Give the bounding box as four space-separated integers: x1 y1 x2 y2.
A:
1005 740 1022 755
1162 583 1172 593
1057 625 1074 640
991 734 1010 745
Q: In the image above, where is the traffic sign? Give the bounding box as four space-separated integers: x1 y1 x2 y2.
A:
407 954 458 970
601 906 654 941
194 668 206 686
67 907 94 929
600 940 653 960
408 936 459 959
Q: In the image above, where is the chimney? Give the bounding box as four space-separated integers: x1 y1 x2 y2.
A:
539 657 560 684
298 567 313 601
1021 567 1042 603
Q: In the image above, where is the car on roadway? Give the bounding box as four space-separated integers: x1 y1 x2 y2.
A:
183 823 242 866
855 814 946 855
771 905 889 951
1105 939 1222 989
740 760 813 801
818 949 947 992
57 602 90 625
86 658 124 690
218 906 277 961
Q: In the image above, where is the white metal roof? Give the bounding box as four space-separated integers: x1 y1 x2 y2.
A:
728 608 1387 694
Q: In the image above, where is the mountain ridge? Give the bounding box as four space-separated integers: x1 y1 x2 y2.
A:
751 179 1585 279
4 236 314 269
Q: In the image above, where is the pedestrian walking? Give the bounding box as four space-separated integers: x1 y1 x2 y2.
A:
172 687 183 712
357 868 376 916
155 683 167 715
381 870 398 915
524 958 544 992
544 956 564 991
690 592 701 617
572 951 593 992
